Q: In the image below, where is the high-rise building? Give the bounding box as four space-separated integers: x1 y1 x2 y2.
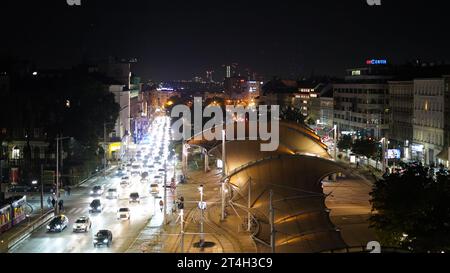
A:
333 62 393 139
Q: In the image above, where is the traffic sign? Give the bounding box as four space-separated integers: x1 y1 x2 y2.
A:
198 201 207 210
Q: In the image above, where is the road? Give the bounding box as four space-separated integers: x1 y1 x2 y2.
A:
11 115 173 253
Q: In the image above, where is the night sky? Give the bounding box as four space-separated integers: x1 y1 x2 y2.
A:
1 0 449 81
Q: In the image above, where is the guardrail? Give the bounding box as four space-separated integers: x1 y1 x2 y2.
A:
1 210 55 253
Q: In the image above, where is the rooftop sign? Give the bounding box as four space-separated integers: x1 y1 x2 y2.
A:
366 59 387 65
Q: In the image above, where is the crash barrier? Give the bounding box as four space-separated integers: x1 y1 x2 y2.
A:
0 209 55 253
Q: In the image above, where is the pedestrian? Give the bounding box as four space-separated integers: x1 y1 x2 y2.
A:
159 200 164 212
51 197 56 208
356 161 360 169
58 199 64 212
67 186 71 196
47 196 52 208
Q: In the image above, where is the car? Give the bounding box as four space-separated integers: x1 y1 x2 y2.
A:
129 192 140 203
150 183 159 195
120 175 130 185
93 230 113 247
117 208 130 220
153 175 163 184
140 177 149 183
106 188 118 199
90 185 104 196
47 215 69 232
89 199 103 213
73 216 92 232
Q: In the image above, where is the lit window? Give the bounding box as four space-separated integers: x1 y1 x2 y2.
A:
12 147 20 159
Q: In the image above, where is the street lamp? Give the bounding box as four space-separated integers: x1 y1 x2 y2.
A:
198 184 205 247
55 135 70 215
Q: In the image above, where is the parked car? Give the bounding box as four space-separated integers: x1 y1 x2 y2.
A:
93 230 113 247
117 208 130 220
47 215 69 232
89 199 103 213
73 216 92 232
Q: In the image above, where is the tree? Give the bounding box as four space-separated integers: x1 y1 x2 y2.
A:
370 164 450 252
352 138 379 159
280 107 305 124
337 135 352 151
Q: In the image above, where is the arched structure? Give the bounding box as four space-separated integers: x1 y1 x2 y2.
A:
225 154 349 253
184 120 331 174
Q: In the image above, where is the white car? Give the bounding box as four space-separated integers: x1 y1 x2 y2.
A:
120 176 130 187
153 175 163 184
73 216 92 232
106 188 118 199
117 208 130 220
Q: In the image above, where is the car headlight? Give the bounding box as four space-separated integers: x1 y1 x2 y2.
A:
47 225 50 229
93 239 98 243
56 225 61 229
90 191 94 194
103 239 108 243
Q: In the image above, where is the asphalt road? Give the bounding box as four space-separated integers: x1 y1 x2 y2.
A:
11 116 172 253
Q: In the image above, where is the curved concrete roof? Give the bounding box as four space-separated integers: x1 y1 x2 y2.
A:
225 154 348 253
187 120 330 174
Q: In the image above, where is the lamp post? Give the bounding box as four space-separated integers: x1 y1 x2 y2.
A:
55 135 70 215
163 160 167 225
333 124 337 159
198 184 205 247
221 129 226 221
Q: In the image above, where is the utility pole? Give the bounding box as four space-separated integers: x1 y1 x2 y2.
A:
269 189 275 253
199 184 205 247
173 153 176 180
180 208 184 253
222 129 226 176
55 135 59 215
333 124 338 160
103 123 107 178
247 178 251 232
40 164 44 214
55 135 69 215
221 129 226 221
163 160 167 225
221 179 226 221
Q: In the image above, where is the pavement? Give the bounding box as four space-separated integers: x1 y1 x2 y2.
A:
323 161 378 249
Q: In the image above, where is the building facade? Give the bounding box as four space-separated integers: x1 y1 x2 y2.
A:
333 64 394 139
388 81 414 159
412 78 446 166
